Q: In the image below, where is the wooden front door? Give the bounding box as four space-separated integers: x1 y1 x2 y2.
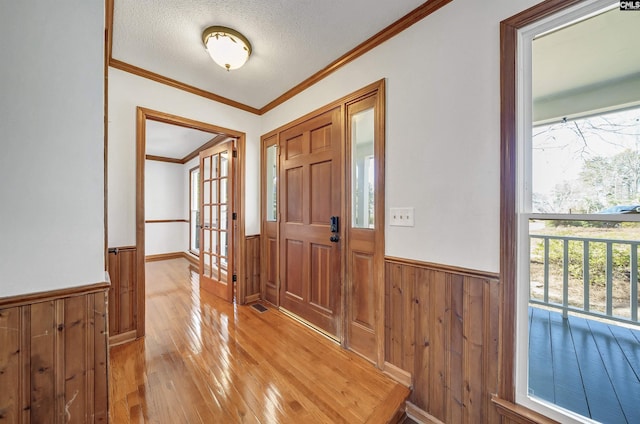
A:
279 107 342 338
199 140 235 302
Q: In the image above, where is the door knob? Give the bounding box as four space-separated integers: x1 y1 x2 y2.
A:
330 234 340 243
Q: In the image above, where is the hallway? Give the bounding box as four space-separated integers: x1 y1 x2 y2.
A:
109 258 408 423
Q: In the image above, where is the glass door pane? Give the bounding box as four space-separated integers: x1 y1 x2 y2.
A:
265 145 277 221
351 107 375 229
189 167 200 253
199 139 235 302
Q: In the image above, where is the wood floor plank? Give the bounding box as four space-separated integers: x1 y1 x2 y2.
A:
109 258 408 423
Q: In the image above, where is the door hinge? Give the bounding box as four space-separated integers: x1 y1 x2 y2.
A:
232 212 237 220
232 274 237 282
232 149 238 158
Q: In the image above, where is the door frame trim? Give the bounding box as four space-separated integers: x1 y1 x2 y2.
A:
499 0 583 402
344 84 386 366
135 107 246 338
259 79 385 366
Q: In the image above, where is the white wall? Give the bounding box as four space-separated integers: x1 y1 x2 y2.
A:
145 160 188 255
261 0 540 273
108 68 262 249
0 1 105 296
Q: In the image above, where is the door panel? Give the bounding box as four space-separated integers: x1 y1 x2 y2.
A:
311 125 332 152
200 140 235 302
279 107 342 338
261 135 279 305
346 93 381 361
107 247 137 341
285 240 304 298
286 167 303 222
310 162 332 224
351 251 374 326
286 135 304 158
310 243 332 310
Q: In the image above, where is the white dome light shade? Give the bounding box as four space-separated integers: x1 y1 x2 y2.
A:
202 26 252 71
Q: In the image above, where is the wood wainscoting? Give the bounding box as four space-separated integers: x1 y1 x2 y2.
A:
492 397 560 424
385 257 501 423
0 282 109 423
145 251 188 262
245 235 261 302
108 246 138 345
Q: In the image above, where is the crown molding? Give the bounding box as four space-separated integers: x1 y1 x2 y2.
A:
109 58 261 114
259 0 453 113
106 0 453 115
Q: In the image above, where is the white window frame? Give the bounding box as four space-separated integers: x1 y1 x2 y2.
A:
514 1 638 422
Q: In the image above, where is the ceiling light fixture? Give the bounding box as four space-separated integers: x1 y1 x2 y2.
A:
202 26 252 71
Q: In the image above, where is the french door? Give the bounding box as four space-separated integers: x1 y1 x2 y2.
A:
279 107 342 338
199 140 235 302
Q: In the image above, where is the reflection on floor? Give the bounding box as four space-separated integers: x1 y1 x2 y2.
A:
109 258 409 423
529 306 640 423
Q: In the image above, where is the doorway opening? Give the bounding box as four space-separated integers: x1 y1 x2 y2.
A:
135 107 246 338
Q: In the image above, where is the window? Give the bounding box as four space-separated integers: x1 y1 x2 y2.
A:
532 108 640 215
513 2 640 422
351 107 375 229
189 166 200 254
265 144 277 222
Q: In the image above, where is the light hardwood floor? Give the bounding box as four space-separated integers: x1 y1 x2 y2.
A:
109 258 409 423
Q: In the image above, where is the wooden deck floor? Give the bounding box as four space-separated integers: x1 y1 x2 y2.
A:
529 306 640 423
109 258 409 423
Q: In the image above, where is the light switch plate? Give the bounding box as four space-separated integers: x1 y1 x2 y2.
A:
390 207 414 227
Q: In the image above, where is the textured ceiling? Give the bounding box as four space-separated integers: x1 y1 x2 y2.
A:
112 0 425 109
118 2 640 156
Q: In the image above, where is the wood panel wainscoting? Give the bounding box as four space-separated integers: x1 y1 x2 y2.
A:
384 256 501 424
144 219 188 224
244 235 261 302
145 251 195 263
108 246 138 345
0 282 109 423
492 397 559 424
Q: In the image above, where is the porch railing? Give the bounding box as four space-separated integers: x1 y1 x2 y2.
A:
530 234 639 326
